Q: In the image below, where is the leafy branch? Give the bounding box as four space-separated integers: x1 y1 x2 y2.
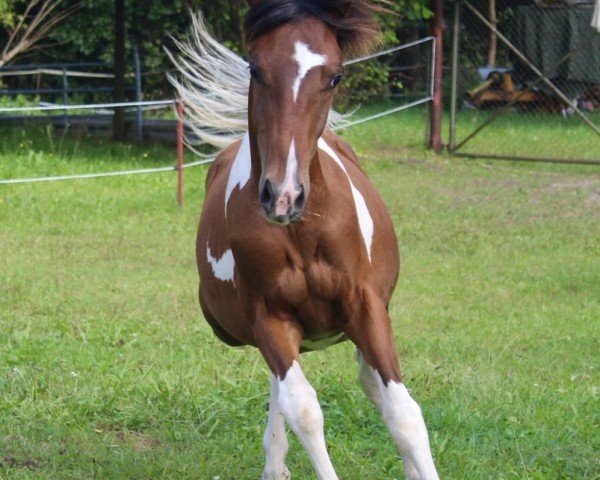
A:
1 0 79 67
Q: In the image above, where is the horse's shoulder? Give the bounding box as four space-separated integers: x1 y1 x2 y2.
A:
320 130 365 172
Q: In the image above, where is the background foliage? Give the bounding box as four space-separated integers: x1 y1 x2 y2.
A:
0 0 434 101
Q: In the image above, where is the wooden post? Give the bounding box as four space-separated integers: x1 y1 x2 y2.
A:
428 0 444 153
176 100 184 207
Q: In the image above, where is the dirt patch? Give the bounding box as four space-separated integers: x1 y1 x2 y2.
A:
470 177 523 189
586 192 600 206
94 424 162 453
397 157 446 171
548 178 599 191
1 456 41 470
114 430 161 452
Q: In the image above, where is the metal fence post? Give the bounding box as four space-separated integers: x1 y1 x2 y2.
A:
62 66 69 129
449 0 461 151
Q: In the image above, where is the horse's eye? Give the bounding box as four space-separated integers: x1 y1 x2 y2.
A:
329 73 343 89
249 64 261 81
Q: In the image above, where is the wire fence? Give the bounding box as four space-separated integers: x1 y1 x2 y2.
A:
0 43 147 138
448 0 600 164
0 99 175 113
0 37 436 188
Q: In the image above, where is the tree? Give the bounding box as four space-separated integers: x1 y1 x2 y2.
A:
0 0 78 67
7 0 428 102
113 0 126 141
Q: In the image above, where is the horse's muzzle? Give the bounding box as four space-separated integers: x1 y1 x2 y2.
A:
260 180 306 225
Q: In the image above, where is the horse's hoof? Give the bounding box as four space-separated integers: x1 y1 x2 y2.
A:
261 465 291 480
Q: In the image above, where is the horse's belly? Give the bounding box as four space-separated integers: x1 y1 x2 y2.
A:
300 331 347 352
198 240 256 346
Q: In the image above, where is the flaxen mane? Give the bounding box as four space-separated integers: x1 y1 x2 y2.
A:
168 1 385 153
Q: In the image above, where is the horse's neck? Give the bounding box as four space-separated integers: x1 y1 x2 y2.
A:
248 131 262 187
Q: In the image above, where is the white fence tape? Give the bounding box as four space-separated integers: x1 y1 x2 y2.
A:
0 68 119 78
344 36 434 66
0 99 176 113
0 158 216 185
0 37 435 185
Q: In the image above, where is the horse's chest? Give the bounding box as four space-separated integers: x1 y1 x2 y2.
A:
271 253 341 299
272 260 348 348
270 255 348 326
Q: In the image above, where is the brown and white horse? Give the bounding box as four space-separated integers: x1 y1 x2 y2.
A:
171 1 439 478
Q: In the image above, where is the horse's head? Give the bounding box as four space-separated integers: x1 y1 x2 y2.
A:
244 0 382 225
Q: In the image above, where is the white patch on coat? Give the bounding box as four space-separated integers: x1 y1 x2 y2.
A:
292 42 326 102
224 132 251 216
263 375 290 480
278 361 339 479
206 245 235 284
356 351 423 479
374 373 440 480
317 137 374 262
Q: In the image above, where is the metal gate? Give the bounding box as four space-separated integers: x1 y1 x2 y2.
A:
448 0 600 165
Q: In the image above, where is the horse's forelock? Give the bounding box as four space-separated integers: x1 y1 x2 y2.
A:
243 0 387 58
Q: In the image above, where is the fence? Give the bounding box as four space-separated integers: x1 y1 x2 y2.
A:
0 40 150 141
0 37 436 205
448 0 600 165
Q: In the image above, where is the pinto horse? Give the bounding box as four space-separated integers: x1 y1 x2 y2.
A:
171 1 439 478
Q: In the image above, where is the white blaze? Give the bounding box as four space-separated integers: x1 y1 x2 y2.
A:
225 133 251 216
282 139 298 194
317 138 374 263
292 41 326 102
206 246 235 284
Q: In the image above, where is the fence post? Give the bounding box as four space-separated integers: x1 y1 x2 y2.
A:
428 0 444 153
62 66 69 129
449 0 461 150
176 100 184 207
132 37 143 143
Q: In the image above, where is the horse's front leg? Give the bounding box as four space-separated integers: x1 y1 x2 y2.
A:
252 304 339 480
345 288 440 480
356 350 425 480
262 374 290 480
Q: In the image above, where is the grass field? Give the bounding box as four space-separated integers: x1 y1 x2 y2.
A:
1 113 599 479
453 109 600 161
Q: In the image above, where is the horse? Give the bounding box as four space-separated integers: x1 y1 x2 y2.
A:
170 1 440 478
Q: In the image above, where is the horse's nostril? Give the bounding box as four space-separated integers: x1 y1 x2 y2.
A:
260 180 275 209
294 184 306 210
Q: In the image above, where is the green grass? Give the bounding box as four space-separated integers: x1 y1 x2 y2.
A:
0 116 599 479
453 109 600 161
